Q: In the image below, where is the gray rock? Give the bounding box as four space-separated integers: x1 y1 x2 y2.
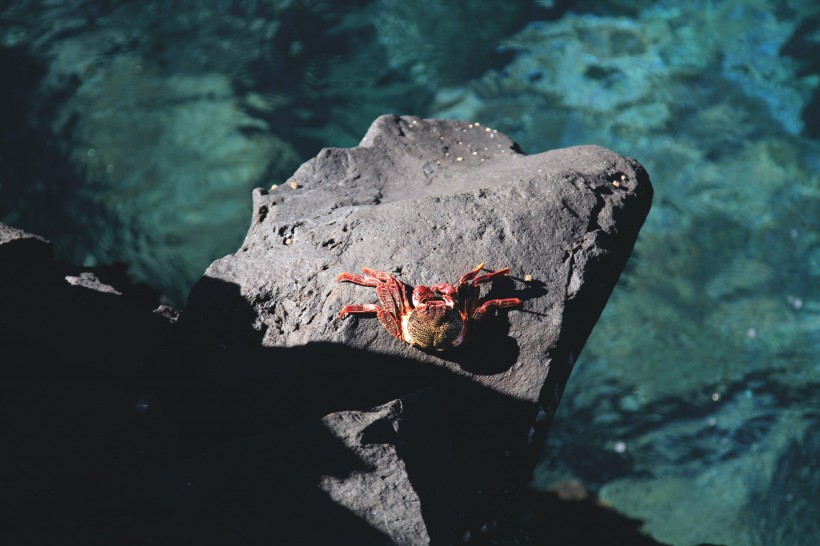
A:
0 113 651 544
0 222 177 545
0 222 53 276
0 224 172 373
165 114 652 544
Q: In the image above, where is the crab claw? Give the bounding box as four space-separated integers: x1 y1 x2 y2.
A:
457 263 486 285
412 285 437 306
472 297 522 320
459 263 512 286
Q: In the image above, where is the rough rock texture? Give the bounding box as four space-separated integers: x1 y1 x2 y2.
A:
0 115 651 545
162 114 652 544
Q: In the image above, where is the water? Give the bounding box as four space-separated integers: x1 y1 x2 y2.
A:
2 1 818 544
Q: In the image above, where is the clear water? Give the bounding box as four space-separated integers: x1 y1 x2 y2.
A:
2 1 818 544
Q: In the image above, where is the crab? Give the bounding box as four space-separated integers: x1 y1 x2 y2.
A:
337 263 522 351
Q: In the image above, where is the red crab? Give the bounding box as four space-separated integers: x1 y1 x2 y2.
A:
337 263 522 351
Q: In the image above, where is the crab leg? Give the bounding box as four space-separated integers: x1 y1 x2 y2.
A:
337 271 382 287
375 308 404 341
457 262 486 285
471 267 512 285
339 304 403 341
337 268 410 342
458 263 513 285
472 297 523 320
364 268 413 313
339 303 382 319
339 269 412 310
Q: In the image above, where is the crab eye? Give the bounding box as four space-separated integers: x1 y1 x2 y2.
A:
412 286 436 306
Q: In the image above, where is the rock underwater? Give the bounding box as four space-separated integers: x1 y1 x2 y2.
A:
0 115 652 545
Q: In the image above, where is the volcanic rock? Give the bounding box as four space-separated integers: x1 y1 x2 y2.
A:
0 114 651 545
157 114 653 544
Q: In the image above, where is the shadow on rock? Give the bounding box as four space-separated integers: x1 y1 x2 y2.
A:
153 278 446 454
440 274 547 375
2 111 654 544
130 276 546 544
441 314 520 375
473 488 672 546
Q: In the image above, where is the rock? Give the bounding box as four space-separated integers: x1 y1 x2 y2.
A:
0 224 172 373
0 223 180 545
0 115 650 545
0 222 53 276
469 487 672 546
156 114 652 544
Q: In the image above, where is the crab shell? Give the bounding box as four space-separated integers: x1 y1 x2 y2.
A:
402 293 465 350
338 264 521 351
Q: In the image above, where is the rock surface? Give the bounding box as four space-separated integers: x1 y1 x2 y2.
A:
0 115 652 545
166 115 653 543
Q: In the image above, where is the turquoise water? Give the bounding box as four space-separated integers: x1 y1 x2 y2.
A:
2 1 818 544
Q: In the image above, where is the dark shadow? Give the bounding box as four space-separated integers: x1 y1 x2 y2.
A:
439 274 547 374
0 268 599 545
442 313 520 375
150 276 552 544
505 276 551 316
0 274 402 545
471 488 672 546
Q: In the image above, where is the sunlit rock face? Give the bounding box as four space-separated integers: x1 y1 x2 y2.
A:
170 114 652 543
